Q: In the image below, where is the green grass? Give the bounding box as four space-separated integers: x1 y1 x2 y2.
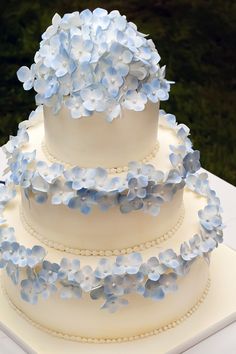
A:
0 0 235 184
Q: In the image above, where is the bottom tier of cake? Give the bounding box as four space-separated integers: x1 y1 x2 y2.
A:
2 188 211 341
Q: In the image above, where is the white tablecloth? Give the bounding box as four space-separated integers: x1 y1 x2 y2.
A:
0 147 235 353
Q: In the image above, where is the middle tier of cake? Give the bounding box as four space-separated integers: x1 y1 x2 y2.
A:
16 112 184 253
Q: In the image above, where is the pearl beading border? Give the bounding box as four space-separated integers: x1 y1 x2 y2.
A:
41 139 160 174
1 277 211 344
20 205 185 256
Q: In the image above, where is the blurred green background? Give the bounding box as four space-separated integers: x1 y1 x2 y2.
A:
0 0 235 184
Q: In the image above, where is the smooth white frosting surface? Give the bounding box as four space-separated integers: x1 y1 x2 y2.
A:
3 189 209 339
44 102 159 168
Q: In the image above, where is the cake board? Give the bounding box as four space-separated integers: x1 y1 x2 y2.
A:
0 245 235 354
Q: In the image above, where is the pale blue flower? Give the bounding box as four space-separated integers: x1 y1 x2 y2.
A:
0 228 15 246
150 183 175 202
51 47 76 77
68 189 95 214
75 265 99 292
39 260 59 283
27 245 46 268
183 151 201 174
17 66 35 90
113 253 142 275
6 261 19 285
65 94 89 119
123 90 147 111
119 195 143 213
198 205 222 231
101 296 128 313
94 258 113 279
201 231 217 252
80 85 107 112
0 184 16 205
37 161 64 184
159 111 177 129
51 189 75 205
166 169 182 184
143 195 163 216
31 172 49 193
189 234 208 257
144 280 165 300
60 281 82 299
102 67 123 97
11 245 28 267
141 256 167 281
180 242 197 261
72 63 94 92
71 35 93 62
19 170 33 189
174 256 192 276
42 13 61 41
94 191 117 211
34 192 48 204
93 8 110 30
142 78 164 103
159 249 180 269
186 173 210 196
103 275 125 296
1 241 19 262
169 153 185 175
40 280 57 300
123 273 145 295
43 76 59 99
20 278 43 304
90 285 105 300
207 190 221 208
58 74 72 96
127 176 148 201
109 42 133 77
177 124 190 140
58 258 80 281
159 273 177 293
40 34 61 68
207 228 223 245
105 100 121 122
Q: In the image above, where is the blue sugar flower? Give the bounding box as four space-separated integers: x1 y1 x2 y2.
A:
71 35 93 63
119 195 143 214
189 234 208 257
127 176 148 201
44 77 59 99
166 170 182 184
103 275 125 296
68 189 95 214
159 273 177 293
58 258 81 282
186 173 210 196
39 260 59 283
143 195 162 216
17 66 35 91
159 249 180 269
207 190 221 208
159 110 177 129
90 285 105 300
37 161 64 184
51 186 75 205
177 124 190 141
94 258 113 279
142 78 164 103
183 151 201 174
72 63 94 92
123 90 147 111
102 67 123 98
39 34 61 68
169 153 185 176
27 245 46 268
20 278 43 304
19 170 33 189
207 228 223 245
105 100 121 122
60 281 82 299
40 280 57 300
123 273 145 295
201 231 217 252
1 241 19 262
11 245 29 267
93 8 110 30
198 205 222 231
80 85 107 112
6 261 19 285
141 257 167 281
144 280 165 300
0 227 15 243
94 191 117 211
109 42 133 77
150 183 175 202
31 172 50 193
41 13 61 41
174 256 192 276
64 167 96 190
113 253 142 275
180 242 197 261
75 265 99 292
51 47 76 78
57 74 72 96
101 296 128 313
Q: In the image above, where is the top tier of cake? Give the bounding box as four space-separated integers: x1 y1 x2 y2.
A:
17 9 172 168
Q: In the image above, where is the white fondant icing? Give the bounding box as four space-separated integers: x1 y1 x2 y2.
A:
44 102 159 168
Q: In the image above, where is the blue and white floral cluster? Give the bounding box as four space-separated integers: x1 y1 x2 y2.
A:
16 9 172 121
3 111 201 216
0 174 223 312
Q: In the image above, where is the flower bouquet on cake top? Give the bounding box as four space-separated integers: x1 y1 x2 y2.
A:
0 8 224 345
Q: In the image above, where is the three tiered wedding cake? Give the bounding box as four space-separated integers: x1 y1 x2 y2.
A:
0 9 223 343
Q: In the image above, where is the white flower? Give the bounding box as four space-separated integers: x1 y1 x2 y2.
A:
123 90 147 111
